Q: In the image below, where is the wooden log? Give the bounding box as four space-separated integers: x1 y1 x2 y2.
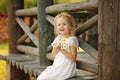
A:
7 0 29 80
16 17 39 47
46 15 54 26
47 45 53 52
77 37 98 60
80 18 87 40
33 68 45 77
98 0 120 80
87 12 98 49
38 0 54 65
17 21 38 44
15 8 37 16
46 0 98 14
17 45 39 56
75 14 98 36
16 59 39 70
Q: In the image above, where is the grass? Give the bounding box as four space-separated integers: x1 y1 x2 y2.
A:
0 42 8 80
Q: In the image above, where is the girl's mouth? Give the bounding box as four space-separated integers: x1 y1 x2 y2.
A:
59 29 65 32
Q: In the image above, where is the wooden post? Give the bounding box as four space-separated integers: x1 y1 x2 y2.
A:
98 0 120 80
38 0 54 65
7 0 29 80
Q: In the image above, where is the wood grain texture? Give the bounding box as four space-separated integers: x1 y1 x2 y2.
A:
46 0 98 14
98 0 120 80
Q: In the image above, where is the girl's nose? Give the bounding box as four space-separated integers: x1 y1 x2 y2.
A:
60 25 63 28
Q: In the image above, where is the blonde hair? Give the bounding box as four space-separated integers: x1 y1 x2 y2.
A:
54 12 75 35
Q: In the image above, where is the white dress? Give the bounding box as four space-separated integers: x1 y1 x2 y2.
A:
37 35 79 80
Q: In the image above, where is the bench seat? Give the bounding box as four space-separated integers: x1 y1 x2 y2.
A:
0 53 97 80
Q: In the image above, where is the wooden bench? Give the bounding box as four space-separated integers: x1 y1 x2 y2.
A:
0 53 97 80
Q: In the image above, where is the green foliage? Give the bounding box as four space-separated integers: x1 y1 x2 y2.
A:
24 0 37 9
0 0 83 11
0 0 7 11
54 0 83 4
0 0 37 11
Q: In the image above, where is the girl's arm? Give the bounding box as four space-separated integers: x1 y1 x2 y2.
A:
60 46 77 62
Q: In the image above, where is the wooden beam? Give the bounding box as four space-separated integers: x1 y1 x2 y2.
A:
17 45 39 56
46 15 54 26
7 0 29 80
38 0 54 65
98 0 120 80
17 21 38 44
15 8 37 16
75 14 98 36
87 12 98 49
45 0 98 14
77 37 98 60
16 17 39 47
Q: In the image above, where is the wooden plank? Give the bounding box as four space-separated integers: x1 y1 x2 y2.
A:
23 63 46 75
77 37 98 60
75 14 98 36
67 77 85 80
76 69 95 77
28 65 47 76
17 21 38 44
47 45 53 52
45 0 98 14
17 45 39 56
15 8 37 16
6 55 35 67
0 54 31 80
75 69 97 80
87 12 98 49
33 68 45 77
16 59 39 70
16 17 39 47
0 54 8 60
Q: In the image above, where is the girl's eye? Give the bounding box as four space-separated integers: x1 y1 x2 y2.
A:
63 24 66 26
58 24 61 26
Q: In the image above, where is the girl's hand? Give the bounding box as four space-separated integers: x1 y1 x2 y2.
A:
51 43 61 58
53 43 61 51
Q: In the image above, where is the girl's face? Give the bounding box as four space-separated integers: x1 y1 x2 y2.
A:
56 17 71 36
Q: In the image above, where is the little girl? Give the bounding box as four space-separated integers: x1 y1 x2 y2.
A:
37 12 79 80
